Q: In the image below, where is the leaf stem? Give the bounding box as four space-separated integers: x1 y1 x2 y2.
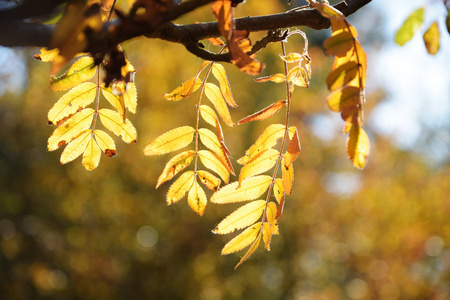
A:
92 66 102 131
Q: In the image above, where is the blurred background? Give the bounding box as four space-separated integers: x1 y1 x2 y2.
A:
0 0 449 299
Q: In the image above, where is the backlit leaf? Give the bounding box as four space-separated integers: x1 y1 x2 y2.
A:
221 223 262 255
48 82 97 126
199 105 219 127
188 180 207 216
214 200 266 235
280 52 302 63
324 31 354 57
98 109 137 144
166 171 195 205
211 175 272 204
326 61 358 91
255 73 286 83
123 82 138 114
101 85 126 119
82 133 101 171
34 48 59 62
310 1 345 20
163 77 202 101
48 108 95 151
263 202 278 250
156 150 195 188
198 150 230 183
273 178 284 204
423 22 440 55
143 126 195 156
347 125 370 169
282 157 294 196
198 128 222 156
94 130 117 157
238 124 285 165
50 56 97 91
204 83 234 127
211 0 233 38
212 63 237 107
234 232 262 269
395 7 425 46
327 86 360 113
60 130 91 164
284 127 301 167
239 149 279 184
196 170 221 192
235 100 286 125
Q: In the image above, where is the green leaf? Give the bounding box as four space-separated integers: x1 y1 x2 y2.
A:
395 7 425 46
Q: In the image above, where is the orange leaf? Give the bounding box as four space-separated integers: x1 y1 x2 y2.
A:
347 125 370 169
235 100 286 125
423 22 440 55
284 127 301 167
255 73 286 83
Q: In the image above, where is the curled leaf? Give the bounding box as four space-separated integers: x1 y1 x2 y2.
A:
255 73 286 83
196 170 221 192
235 100 286 125
163 77 202 101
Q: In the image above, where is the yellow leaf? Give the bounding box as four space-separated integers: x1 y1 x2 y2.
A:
98 109 137 144
210 175 272 204
273 178 284 204
144 126 195 156
123 82 138 114
188 180 207 216
262 202 278 250
221 223 262 255
282 157 294 196
239 148 279 184
347 125 370 169
279 52 302 63
310 1 345 20
284 127 301 167
48 108 95 151
198 150 230 183
82 133 101 171
198 128 222 156
287 66 309 88
199 105 219 127
324 31 354 57
156 151 195 188
94 130 117 157
196 170 221 192
332 41 366 89
235 100 286 125
214 200 266 235
60 130 91 164
423 22 440 55
212 63 237 107
101 84 126 120
262 223 272 251
234 233 262 269
266 202 277 228
50 56 97 91
48 82 97 126
166 171 195 205
330 19 358 38
238 124 285 165
34 48 59 62
327 86 361 113
163 77 201 101
204 82 234 127
326 61 358 91
255 73 286 83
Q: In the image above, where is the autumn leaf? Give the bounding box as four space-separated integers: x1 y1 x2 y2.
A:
395 7 425 46
282 156 294 196
324 31 354 57
347 125 370 169
187 180 207 216
204 83 234 127
211 0 233 38
221 223 261 255
235 100 286 125
50 56 97 92
163 77 202 101
199 105 219 127
273 178 284 204
213 200 266 234
423 22 440 55
198 150 230 183
143 126 195 156
156 151 195 188
239 149 279 184
60 130 91 164
212 63 237 107
284 127 301 167
279 52 302 63
94 130 117 157
234 232 262 269
101 84 126 120
326 61 358 91
34 48 59 62
82 133 102 171
48 82 97 126
210 175 272 204
48 108 95 151
98 109 137 144
327 86 360 113
166 171 195 205
309 0 345 21
198 128 222 157
255 73 286 83
196 170 221 192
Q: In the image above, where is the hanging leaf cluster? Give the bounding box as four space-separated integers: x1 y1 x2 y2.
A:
395 3 450 55
315 0 370 169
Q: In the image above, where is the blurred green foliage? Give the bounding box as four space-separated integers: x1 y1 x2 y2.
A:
0 1 449 299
